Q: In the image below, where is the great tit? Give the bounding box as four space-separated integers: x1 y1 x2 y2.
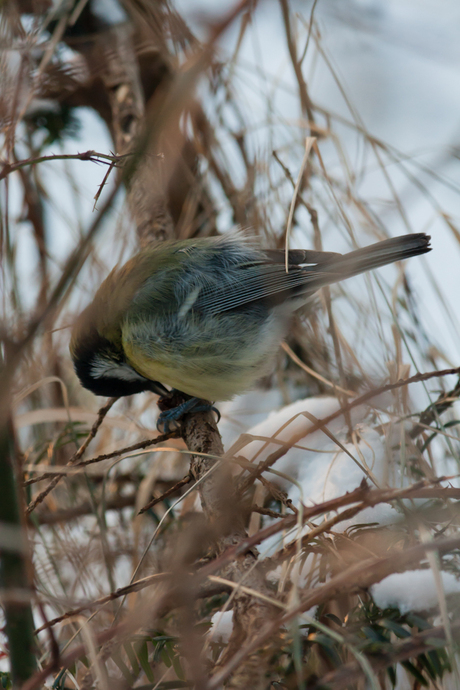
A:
70 232 431 424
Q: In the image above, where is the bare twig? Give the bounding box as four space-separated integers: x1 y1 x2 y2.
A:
239 366 460 492
138 473 192 514
410 375 460 438
207 532 460 689
34 572 169 633
0 150 126 181
25 398 117 513
33 493 137 525
24 426 180 487
279 0 316 128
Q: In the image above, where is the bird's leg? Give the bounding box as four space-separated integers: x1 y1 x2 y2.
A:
157 390 220 433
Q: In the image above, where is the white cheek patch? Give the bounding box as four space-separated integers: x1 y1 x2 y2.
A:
91 355 147 383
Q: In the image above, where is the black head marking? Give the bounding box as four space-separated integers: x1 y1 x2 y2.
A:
71 328 168 398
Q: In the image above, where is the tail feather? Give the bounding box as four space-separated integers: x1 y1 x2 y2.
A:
316 233 431 284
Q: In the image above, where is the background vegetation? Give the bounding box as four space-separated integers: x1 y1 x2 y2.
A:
1 0 460 688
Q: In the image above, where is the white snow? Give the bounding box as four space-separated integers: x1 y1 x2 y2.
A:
235 395 394 507
209 610 234 643
224 395 405 558
371 569 460 614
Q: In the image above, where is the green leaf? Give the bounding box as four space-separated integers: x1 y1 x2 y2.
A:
161 646 172 668
112 650 135 684
313 634 342 667
172 654 185 681
386 665 396 687
0 673 12 690
361 626 388 643
153 639 168 664
417 652 437 681
380 619 411 638
123 641 140 676
138 641 155 683
405 613 432 631
402 661 428 686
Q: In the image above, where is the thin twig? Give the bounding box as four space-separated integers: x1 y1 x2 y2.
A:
24 427 180 486
34 573 169 633
284 137 316 271
138 474 193 514
25 398 117 514
198 478 458 579
279 0 316 126
251 505 285 519
207 532 460 689
239 366 460 492
410 375 460 438
281 341 355 396
33 494 137 525
0 150 127 181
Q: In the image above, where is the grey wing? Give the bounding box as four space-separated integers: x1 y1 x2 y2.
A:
194 255 341 315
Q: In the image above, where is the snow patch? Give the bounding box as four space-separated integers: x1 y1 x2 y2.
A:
371 569 460 613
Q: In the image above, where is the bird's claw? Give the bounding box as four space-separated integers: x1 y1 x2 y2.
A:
157 396 220 433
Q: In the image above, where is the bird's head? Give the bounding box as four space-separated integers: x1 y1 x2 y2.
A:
70 301 168 399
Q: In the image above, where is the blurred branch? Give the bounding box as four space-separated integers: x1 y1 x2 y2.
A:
138 473 192 514
0 417 36 685
22 564 231 690
35 571 231 636
24 429 180 486
93 22 173 245
208 532 460 689
0 176 118 689
279 0 316 130
274 481 460 565
34 572 169 634
180 408 279 689
2 178 121 407
25 478 460 688
33 492 137 524
25 397 117 513
0 150 126 181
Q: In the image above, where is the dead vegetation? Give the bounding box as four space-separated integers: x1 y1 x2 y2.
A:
1 0 460 688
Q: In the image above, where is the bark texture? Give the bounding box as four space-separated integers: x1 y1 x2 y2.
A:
182 410 278 689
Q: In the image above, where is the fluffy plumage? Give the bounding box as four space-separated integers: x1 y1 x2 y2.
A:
70 232 431 401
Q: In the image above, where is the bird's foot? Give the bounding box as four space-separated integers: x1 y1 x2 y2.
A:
157 392 220 433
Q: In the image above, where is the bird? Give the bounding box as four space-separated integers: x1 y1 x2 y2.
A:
70 232 431 428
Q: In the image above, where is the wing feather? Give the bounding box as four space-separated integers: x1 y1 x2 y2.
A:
192 233 431 315
194 263 336 314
